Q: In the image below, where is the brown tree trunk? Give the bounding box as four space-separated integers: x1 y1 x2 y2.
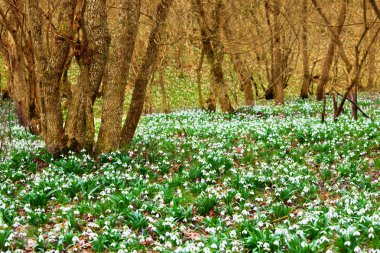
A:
313 0 347 101
273 0 284 105
65 0 110 151
29 0 74 153
221 3 254 106
96 0 141 153
264 2 275 100
300 0 311 99
0 1 40 134
192 0 233 113
120 0 174 147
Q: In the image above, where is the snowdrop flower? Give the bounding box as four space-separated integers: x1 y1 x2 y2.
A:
263 242 270 251
344 241 351 246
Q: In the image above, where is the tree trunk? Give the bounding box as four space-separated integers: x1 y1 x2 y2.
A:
300 0 311 99
273 0 284 105
120 0 174 147
221 4 254 106
192 0 233 112
65 0 110 152
0 1 40 134
96 0 141 153
29 0 75 153
313 0 347 101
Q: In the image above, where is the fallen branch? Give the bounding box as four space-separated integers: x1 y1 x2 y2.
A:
333 89 371 120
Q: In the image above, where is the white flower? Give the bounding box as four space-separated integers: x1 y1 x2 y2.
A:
344 241 351 246
354 246 362 253
72 236 79 243
369 233 375 239
353 231 361 237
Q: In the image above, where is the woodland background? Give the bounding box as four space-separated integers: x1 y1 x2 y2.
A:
0 0 380 154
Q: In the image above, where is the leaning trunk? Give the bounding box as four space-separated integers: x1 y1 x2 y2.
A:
315 1 347 101
120 0 174 146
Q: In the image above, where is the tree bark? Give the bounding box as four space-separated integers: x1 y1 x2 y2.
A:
221 3 254 106
300 0 311 99
313 0 347 101
96 0 141 153
120 0 174 147
65 0 111 152
0 1 40 134
29 0 74 153
273 0 284 105
192 0 233 112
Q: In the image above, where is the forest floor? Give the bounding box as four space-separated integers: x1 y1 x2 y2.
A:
1 96 380 252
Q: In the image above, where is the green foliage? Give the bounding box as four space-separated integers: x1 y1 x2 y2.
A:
1 96 380 252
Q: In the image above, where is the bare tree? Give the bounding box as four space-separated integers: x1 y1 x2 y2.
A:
121 0 174 146
300 0 311 99
192 0 233 112
96 0 141 153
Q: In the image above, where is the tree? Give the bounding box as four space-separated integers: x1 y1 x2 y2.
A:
273 0 284 105
312 0 348 102
120 0 174 146
28 0 75 153
300 0 311 99
96 0 141 153
0 1 40 133
64 0 111 151
0 0 173 154
192 0 233 112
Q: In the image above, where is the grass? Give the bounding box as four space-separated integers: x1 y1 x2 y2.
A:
1 94 380 252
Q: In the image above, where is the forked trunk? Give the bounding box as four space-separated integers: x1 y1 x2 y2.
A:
96 0 141 153
29 0 74 153
65 0 110 152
